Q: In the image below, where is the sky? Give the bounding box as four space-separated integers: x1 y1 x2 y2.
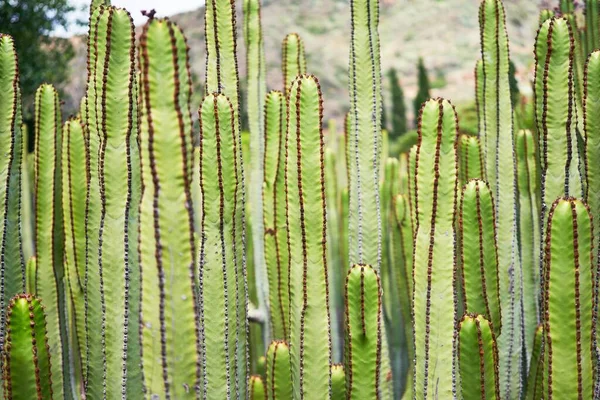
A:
58 0 203 35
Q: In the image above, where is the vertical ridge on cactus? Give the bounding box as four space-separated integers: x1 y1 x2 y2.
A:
525 325 544 400
25 257 36 296
515 129 541 362
586 0 600 53
542 197 595 399
262 90 288 341
412 98 458 399
2 294 53 400
34 83 68 399
138 18 200 399
199 93 245 399
243 0 269 345
285 74 332 399
205 2 249 393
459 180 502 336
0 34 25 385
20 122 33 273
459 135 484 184
250 375 267 400
407 145 417 240
458 314 500 400
265 340 292 399
479 1 523 395
61 118 88 385
282 33 307 95
330 364 346 400
344 264 382 399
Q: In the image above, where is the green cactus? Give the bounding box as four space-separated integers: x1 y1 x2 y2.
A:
330 364 346 400
412 98 458 399
138 18 200 398
586 0 600 53
34 83 69 399
265 341 292 399
407 145 417 239
262 90 288 341
515 129 541 362
344 264 382 399
250 375 267 400
525 325 543 400
479 1 522 395
539 9 554 26
459 180 501 336
458 314 500 400
475 60 484 136
459 135 484 184
282 33 307 94
20 122 33 265
286 75 332 399
541 197 595 399
26 257 36 296
2 294 53 399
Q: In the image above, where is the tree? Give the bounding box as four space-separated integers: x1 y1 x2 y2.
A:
387 67 407 140
413 57 431 123
0 0 75 122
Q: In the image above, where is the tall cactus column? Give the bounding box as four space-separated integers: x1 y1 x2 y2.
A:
479 1 523 395
138 18 201 398
205 1 249 393
285 75 332 399
34 84 69 399
282 33 307 94
412 98 459 399
0 34 25 380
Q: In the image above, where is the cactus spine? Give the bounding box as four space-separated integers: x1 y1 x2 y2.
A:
459 180 501 336
2 295 52 399
542 198 596 398
34 84 69 399
262 91 288 340
265 341 292 399
457 314 500 400
285 75 331 399
138 18 200 398
344 264 382 399
0 34 24 382
282 34 307 95
412 98 458 398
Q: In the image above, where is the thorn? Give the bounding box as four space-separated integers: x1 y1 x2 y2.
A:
141 9 157 19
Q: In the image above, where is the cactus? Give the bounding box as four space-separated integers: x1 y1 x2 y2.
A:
330 364 346 400
457 314 500 400
26 257 36 296
282 33 307 94
586 0 600 53
250 375 266 400
515 129 541 361
2 294 52 399
525 325 544 400
265 341 292 399
459 135 484 184
412 98 458 399
541 197 595 398
34 83 70 399
262 90 288 341
20 123 33 265
459 180 501 336
344 264 382 399
138 18 201 398
407 145 418 240
285 75 332 399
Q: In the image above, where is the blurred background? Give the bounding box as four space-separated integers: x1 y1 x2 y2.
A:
1 0 547 152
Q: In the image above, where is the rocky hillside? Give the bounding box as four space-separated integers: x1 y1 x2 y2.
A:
64 0 543 124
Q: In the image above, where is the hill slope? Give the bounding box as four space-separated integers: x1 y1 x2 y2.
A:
64 0 542 124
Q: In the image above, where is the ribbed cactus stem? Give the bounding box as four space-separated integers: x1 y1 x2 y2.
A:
475 60 484 140
285 75 332 399
199 92 247 398
266 341 292 399
61 118 88 382
459 135 484 184
586 0 600 52
412 98 458 399
2 294 53 400
20 122 33 266
330 364 346 400
262 90 288 340
539 10 554 26
525 325 544 400
459 180 501 336
138 18 200 399
344 264 382 399
515 129 541 362
0 34 25 371
458 314 500 400
250 375 267 400
26 257 36 295
542 197 595 399
34 83 68 399
479 1 522 395
407 145 417 240
282 33 307 95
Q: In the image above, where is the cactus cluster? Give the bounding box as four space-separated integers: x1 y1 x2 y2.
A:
1 0 600 398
